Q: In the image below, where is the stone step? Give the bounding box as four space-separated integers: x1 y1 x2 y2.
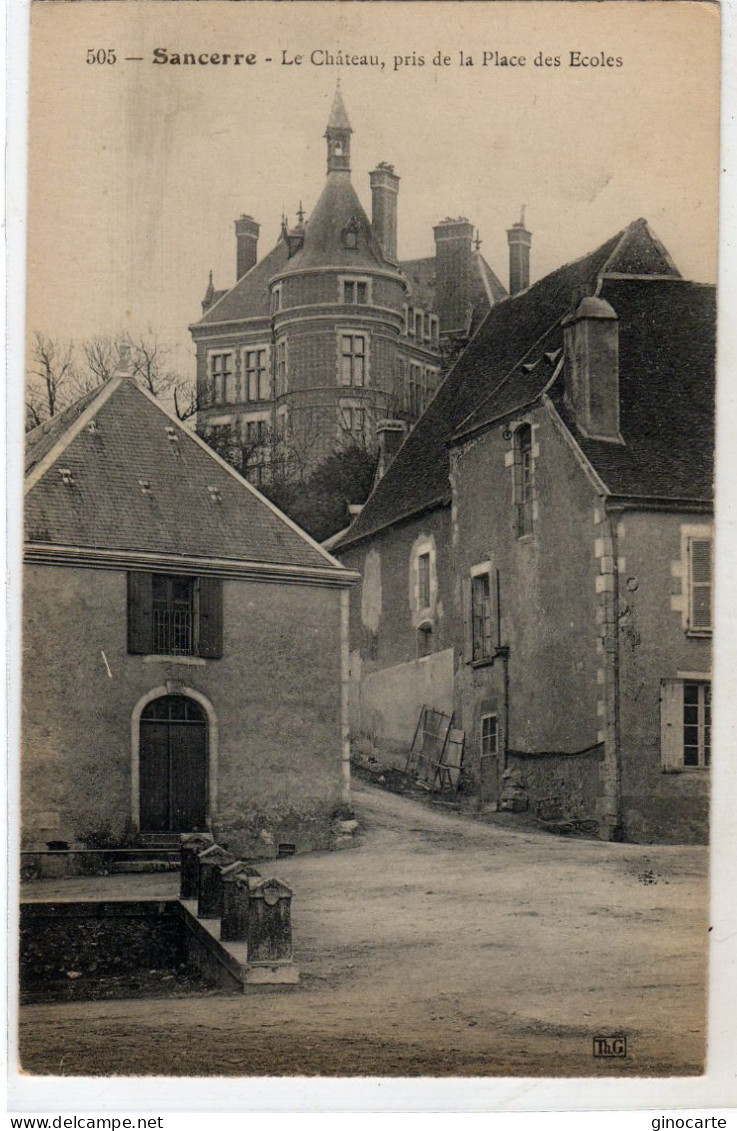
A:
135 834 183 850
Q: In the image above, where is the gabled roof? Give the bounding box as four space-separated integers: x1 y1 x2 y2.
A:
25 376 350 574
193 238 289 327
337 218 692 548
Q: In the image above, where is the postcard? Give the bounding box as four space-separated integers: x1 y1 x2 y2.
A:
10 0 736 1113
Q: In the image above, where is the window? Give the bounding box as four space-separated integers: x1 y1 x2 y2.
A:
417 623 433 658
271 285 282 314
688 538 712 633
152 575 194 655
515 424 534 536
409 363 422 416
407 307 414 336
128 573 223 659
209 353 234 404
341 334 366 386
342 279 368 305
339 405 365 443
683 681 711 767
342 220 360 249
480 714 498 760
661 678 711 771
418 552 431 608
425 367 439 403
244 419 267 448
244 348 270 401
415 311 424 338
275 339 287 397
471 572 493 662
430 315 439 344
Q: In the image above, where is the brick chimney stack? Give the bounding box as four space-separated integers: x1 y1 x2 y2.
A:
235 214 260 280
370 163 400 264
433 218 475 334
507 206 532 295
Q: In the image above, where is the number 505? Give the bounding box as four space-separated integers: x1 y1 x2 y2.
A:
86 48 116 64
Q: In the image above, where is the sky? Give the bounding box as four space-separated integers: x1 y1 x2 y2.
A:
26 1 720 384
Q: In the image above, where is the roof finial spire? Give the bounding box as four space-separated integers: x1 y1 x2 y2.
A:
297 201 305 226
474 229 482 252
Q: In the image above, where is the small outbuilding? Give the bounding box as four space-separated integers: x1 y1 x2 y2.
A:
23 353 357 857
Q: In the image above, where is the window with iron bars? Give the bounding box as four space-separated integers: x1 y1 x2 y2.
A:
152 575 195 656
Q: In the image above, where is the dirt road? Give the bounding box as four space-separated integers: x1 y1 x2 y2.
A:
18 780 708 1077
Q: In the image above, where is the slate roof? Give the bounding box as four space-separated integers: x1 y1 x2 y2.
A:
193 238 289 327
25 377 345 572
284 176 389 273
337 219 703 548
326 86 352 132
549 277 715 501
400 252 506 330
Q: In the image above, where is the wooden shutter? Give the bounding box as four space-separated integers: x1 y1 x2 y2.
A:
689 539 712 631
127 572 153 654
660 678 684 772
198 576 223 658
462 575 473 663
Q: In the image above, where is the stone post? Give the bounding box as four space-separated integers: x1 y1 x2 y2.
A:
197 844 237 919
220 864 261 942
246 877 294 963
179 832 214 900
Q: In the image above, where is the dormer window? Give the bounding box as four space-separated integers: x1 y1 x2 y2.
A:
342 218 360 250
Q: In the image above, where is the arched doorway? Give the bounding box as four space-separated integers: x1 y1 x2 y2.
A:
139 695 208 832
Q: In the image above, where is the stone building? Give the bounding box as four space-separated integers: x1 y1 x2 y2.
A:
23 352 357 856
189 87 512 482
336 219 714 844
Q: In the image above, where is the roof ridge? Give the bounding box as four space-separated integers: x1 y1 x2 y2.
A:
25 377 123 491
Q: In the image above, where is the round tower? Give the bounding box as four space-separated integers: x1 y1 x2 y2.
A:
268 88 407 473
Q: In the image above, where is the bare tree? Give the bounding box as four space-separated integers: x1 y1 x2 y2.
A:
78 335 119 391
125 330 176 398
26 332 77 428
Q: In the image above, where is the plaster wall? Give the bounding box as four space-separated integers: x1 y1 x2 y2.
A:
614 510 711 843
23 564 345 856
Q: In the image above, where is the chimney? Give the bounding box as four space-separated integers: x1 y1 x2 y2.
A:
507 206 532 295
562 295 622 442
370 163 400 264
235 214 259 279
433 218 475 334
375 419 406 482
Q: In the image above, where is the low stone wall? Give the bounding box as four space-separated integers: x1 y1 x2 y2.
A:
505 746 604 825
19 900 186 993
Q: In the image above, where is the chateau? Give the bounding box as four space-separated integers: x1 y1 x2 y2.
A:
190 87 520 482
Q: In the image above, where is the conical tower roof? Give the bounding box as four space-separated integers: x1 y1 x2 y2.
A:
325 85 352 133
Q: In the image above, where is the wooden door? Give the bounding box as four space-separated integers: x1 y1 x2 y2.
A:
139 695 207 832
